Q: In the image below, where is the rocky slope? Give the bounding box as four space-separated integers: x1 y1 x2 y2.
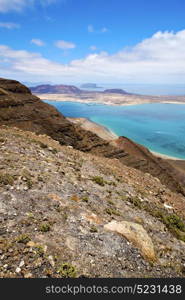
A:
0 78 185 197
0 126 185 278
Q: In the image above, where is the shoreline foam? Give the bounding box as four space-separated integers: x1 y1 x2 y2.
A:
150 150 183 161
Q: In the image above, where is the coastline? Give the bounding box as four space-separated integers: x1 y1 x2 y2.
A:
41 94 185 161
68 117 182 161
67 117 118 141
39 93 185 107
150 150 183 161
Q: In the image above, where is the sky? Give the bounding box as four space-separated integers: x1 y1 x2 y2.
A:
0 0 185 84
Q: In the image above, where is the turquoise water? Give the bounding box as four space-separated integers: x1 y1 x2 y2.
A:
45 101 185 159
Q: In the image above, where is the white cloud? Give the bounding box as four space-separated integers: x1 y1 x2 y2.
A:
55 40 76 50
90 45 97 51
31 39 45 47
0 30 185 84
0 0 27 12
0 22 20 29
88 24 108 34
0 0 58 12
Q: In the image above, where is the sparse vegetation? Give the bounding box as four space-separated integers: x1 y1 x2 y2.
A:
21 169 33 189
92 176 105 186
107 200 115 205
57 263 76 278
90 225 98 233
38 141 48 149
81 196 89 202
0 173 14 186
35 244 45 256
40 223 51 232
0 123 185 278
127 196 185 242
105 207 121 216
129 196 142 209
16 234 31 244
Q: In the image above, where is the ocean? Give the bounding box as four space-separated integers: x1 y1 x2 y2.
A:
44 101 185 160
78 83 185 96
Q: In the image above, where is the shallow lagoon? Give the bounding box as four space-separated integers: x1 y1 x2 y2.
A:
45 101 185 160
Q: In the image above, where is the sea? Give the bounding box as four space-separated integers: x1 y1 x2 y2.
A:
44 100 185 160
78 83 185 96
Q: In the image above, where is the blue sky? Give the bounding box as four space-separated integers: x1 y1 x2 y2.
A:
0 0 185 84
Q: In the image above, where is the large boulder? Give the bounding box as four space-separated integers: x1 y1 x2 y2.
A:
104 220 156 262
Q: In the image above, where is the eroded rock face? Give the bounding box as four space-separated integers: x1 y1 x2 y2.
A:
0 78 31 94
104 220 156 262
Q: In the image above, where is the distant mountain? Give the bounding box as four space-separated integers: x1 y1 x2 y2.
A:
31 84 131 95
103 88 130 94
30 84 81 94
80 83 102 89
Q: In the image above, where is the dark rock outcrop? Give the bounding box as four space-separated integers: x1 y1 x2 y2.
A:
0 78 185 196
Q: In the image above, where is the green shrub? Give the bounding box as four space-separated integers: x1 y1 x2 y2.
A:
40 223 51 232
90 225 98 233
92 176 105 186
16 234 31 244
57 263 76 278
105 208 121 216
0 173 14 186
81 196 89 203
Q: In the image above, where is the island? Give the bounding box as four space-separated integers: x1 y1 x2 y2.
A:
31 83 185 106
80 83 102 89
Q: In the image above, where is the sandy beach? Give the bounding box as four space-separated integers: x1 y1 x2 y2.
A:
67 117 118 141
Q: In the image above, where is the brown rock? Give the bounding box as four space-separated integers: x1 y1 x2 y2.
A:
104 220 156 262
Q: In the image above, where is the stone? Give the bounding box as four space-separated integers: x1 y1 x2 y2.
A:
24 272 33 278
104 220 156 262
19 260 25 267
26 241 36 247
16 267 21 273
48 255 55 267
